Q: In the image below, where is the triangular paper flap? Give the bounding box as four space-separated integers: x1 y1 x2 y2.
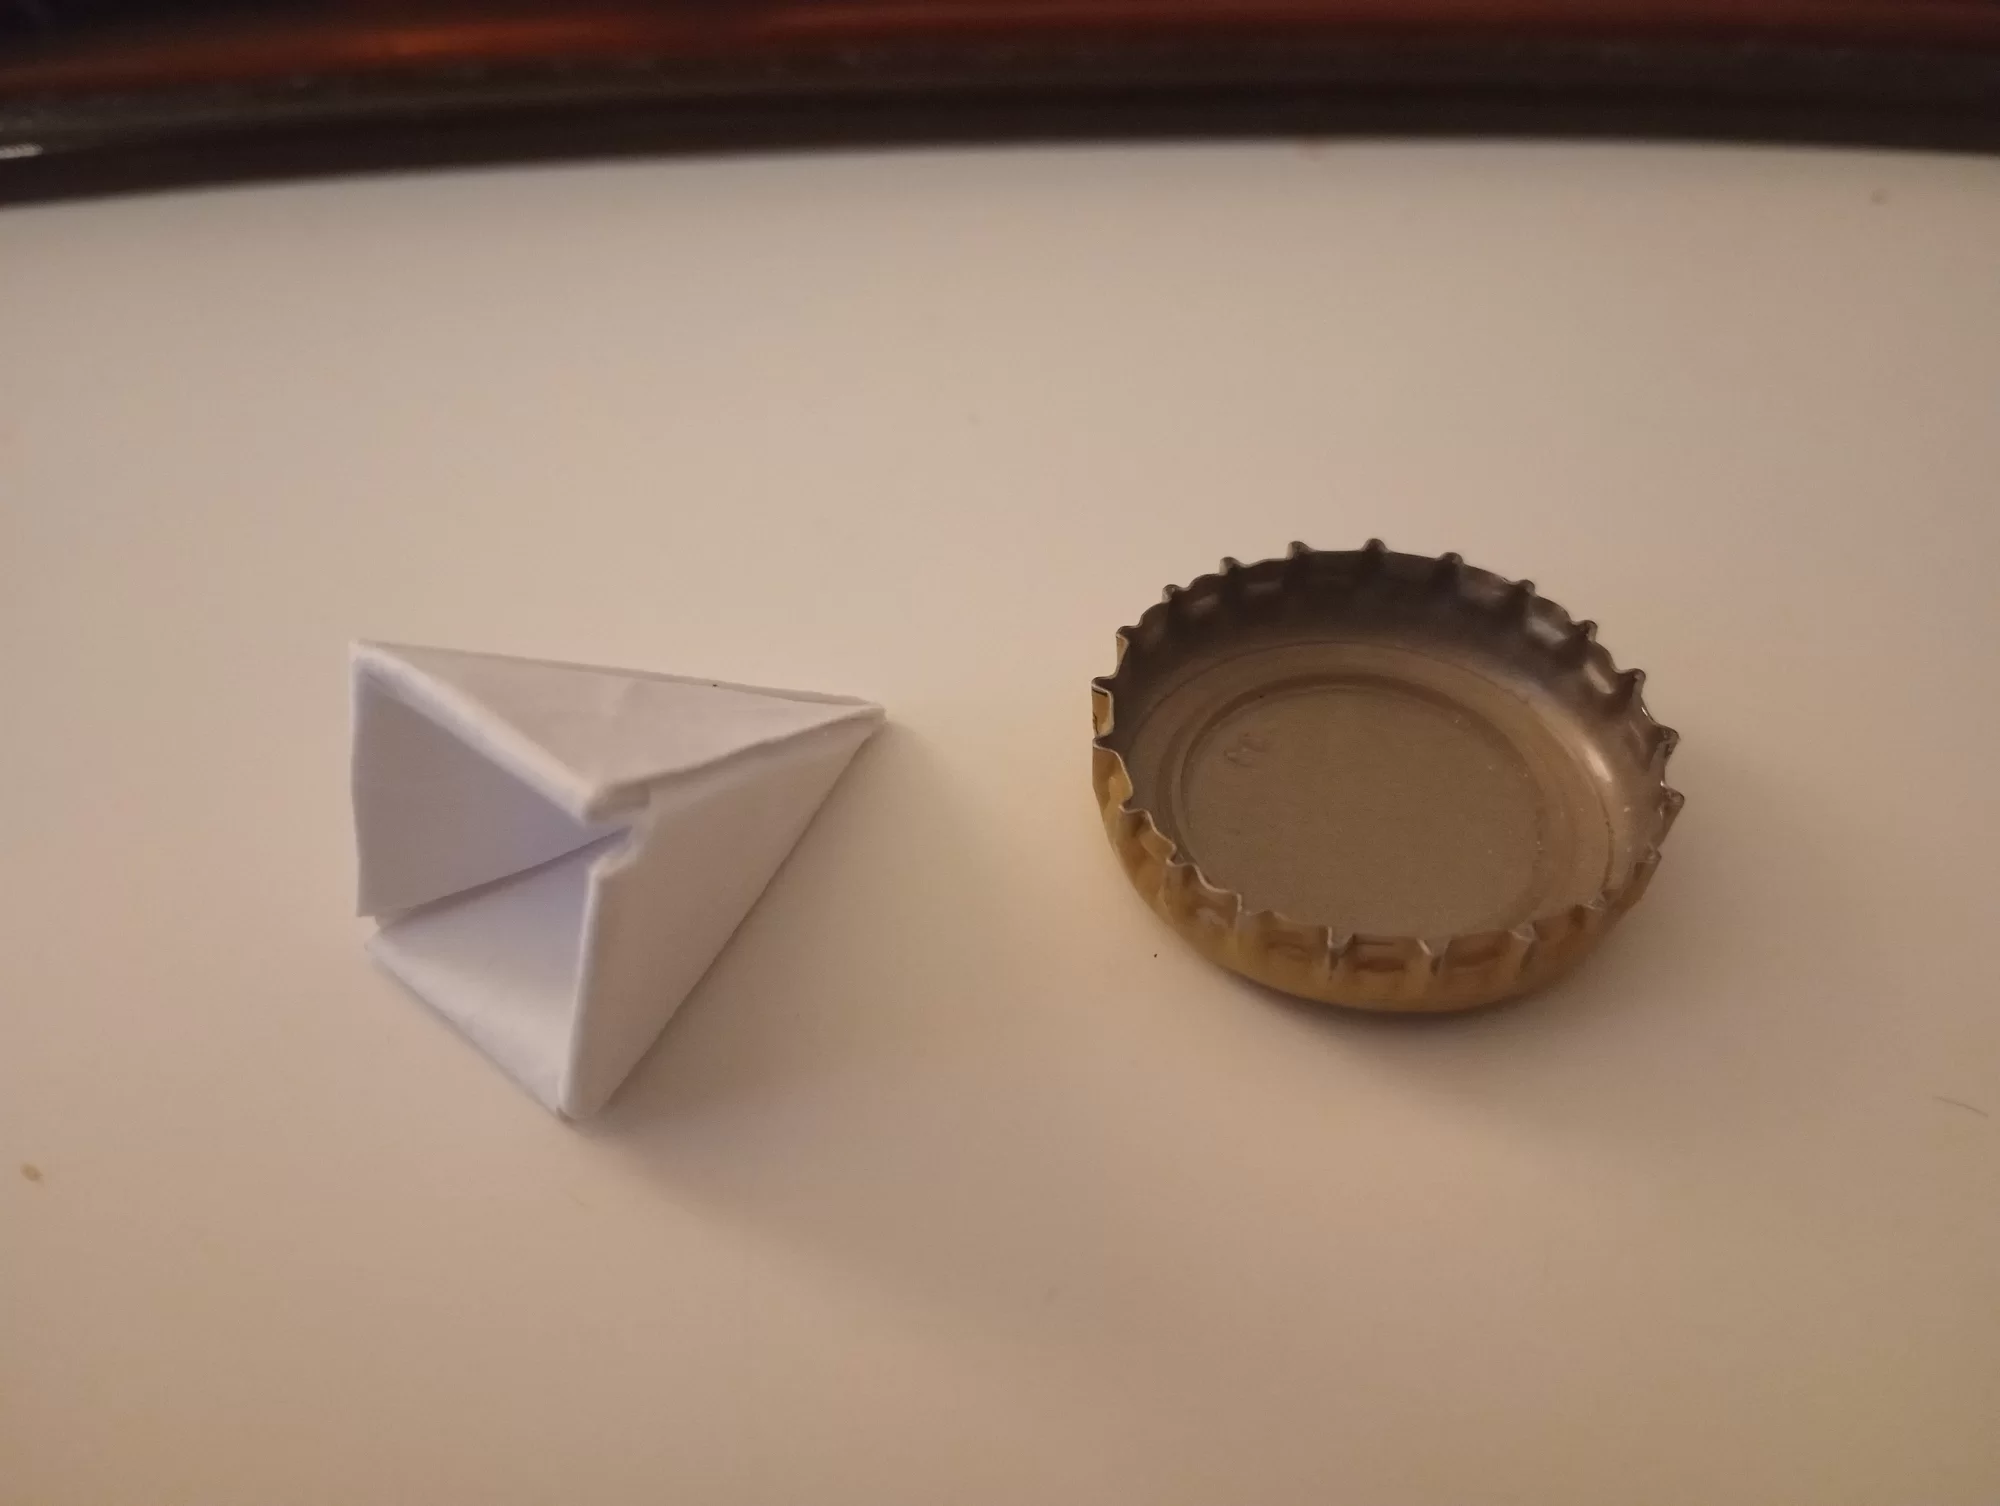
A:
353 670 622 917
368 840 614 1112
560 715 880 1116
357 642 882 821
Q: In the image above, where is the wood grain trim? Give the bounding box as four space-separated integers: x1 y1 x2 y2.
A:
5 2 2000 202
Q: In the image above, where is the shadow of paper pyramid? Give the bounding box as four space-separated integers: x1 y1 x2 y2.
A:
351 642 884 1118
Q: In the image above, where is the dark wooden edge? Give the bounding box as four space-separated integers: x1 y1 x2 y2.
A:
6 10 2000 204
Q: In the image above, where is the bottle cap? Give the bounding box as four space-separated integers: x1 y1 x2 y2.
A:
1091 541 1681 1010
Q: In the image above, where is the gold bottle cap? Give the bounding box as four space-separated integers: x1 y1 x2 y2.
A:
1091 542 1681 1011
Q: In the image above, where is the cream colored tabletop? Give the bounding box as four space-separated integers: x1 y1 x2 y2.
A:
3 142 1997 1505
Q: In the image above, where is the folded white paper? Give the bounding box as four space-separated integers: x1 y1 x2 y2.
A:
351 641 884 1117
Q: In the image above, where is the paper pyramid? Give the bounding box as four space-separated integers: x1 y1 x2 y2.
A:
350 642 884 1118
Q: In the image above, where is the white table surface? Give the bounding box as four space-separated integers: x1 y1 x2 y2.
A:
3 140 1997 1505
